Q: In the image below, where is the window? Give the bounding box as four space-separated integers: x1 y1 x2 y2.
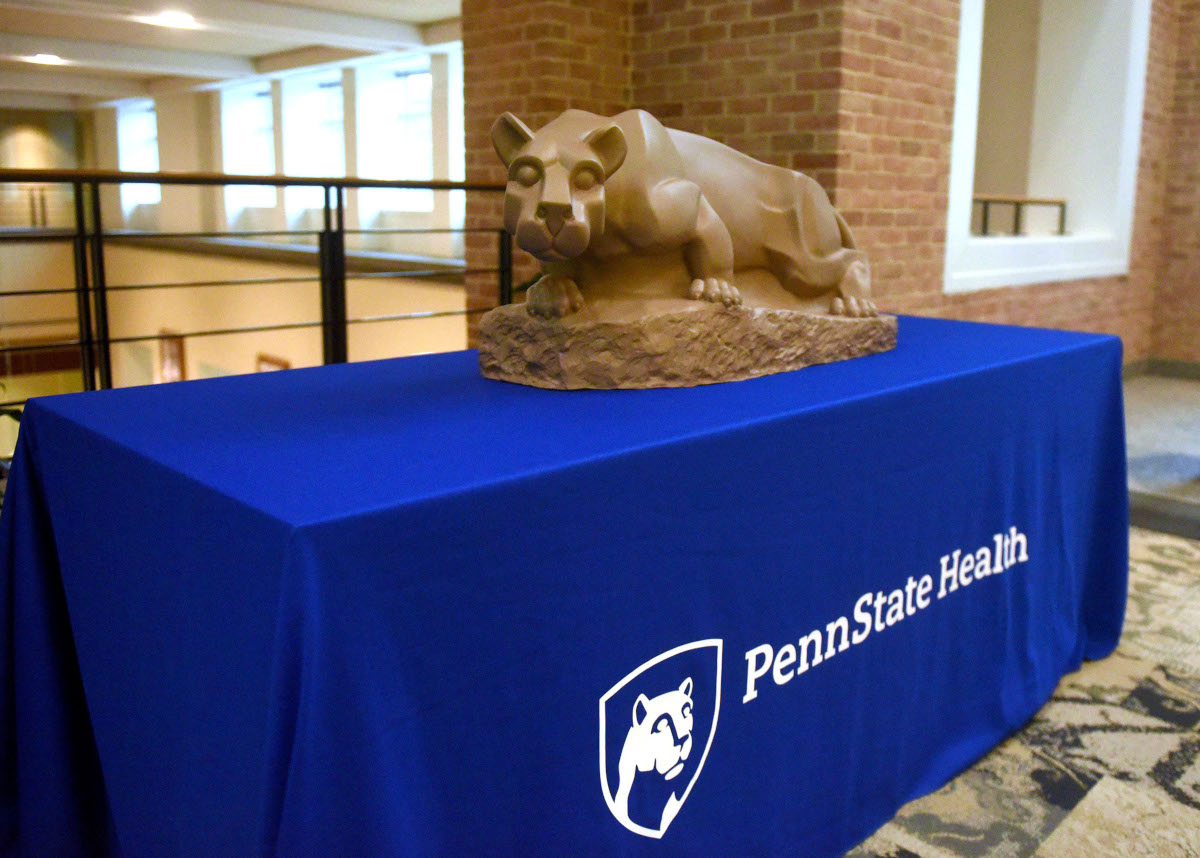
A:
282 71 345 222
944 0 1152 292
357 56 435 218
221 82 276 218
116 100 160 219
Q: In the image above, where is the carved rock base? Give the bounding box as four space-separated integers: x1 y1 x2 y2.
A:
477 302 898 389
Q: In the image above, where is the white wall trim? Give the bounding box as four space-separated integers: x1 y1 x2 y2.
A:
943 0 1152 294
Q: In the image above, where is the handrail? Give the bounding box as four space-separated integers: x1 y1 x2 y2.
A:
0 169 514 414
0 167 505 193
972 194 1067 236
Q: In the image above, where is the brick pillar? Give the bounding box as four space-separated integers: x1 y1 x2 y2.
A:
630 0 949 304
631 1 843 187
1159 0 1200 361
830 1 959 309
462 0 631 344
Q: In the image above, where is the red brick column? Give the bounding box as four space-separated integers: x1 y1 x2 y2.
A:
462 0 631 343
1159 0 1200 362
829 1 959 305
631 0 843 188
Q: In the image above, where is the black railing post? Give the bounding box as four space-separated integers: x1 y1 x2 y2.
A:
71 181 97 391
498 229 513 305
319 184 348 364
87 180 113 388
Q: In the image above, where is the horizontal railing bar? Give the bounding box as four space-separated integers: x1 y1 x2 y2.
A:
113 229 320 240
0 168 506 193
0 289 78 297
342 228 501 235
107 322 324 341
0 277 321 297
0 267 498 297
347 308 486 324
0 226 504 241
0 323 323 350
110 277 319 291
0 308 499 354
0 318 76 328
0 339 81 354
972 194 1066 206
349 267 499 280
0 340 77 351
0 229 75 242
104 227 499 239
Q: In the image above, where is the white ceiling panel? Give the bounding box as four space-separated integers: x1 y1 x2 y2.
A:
0 0 459 110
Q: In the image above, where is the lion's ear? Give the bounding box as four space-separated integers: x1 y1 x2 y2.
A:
679 677 693 697
491 112 535 167
633 694 650 726
584 123 627 178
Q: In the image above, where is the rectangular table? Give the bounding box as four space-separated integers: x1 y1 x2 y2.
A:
0 317 1128 856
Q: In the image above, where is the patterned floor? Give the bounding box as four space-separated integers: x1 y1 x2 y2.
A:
847 527 1200 858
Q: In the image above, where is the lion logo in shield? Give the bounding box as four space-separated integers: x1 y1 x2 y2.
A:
600 640 722 838
614 677 695 832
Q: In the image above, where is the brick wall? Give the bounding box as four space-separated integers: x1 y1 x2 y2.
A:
462 0 631 340
632 0 843 190
462 0 1191 364
1159 0 1200 362
829 0 958 305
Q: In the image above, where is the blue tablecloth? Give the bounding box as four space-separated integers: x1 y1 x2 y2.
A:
0 317 1128 857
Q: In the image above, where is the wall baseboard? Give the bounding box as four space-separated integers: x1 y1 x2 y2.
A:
1124 358 1200 381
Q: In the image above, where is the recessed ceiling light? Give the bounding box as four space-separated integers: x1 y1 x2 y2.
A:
138 9 201 29
27 53 68 65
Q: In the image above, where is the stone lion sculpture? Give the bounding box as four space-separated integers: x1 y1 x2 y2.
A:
477 108 896 389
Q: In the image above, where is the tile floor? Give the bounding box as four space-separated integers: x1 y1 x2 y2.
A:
1125 373 1200 539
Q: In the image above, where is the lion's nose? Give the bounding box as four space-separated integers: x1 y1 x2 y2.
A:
536 201 571 235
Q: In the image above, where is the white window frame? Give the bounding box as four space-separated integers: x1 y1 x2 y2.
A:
943 0 1152 293
115 99 160 221
221 82 278 221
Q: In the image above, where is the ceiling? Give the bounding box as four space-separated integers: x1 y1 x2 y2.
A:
0 0 461 111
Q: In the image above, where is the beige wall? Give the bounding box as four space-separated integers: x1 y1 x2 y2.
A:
102 244 469 383
973 0 1039 197
0 109 81 229
0 108 79 169
1 240 468 391
154 90 221 233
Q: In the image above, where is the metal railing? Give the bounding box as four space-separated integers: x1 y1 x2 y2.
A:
972 194 1068 236
0 168 511 411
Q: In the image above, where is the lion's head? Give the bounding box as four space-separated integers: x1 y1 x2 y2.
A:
490 110 628 262
623 676 694 782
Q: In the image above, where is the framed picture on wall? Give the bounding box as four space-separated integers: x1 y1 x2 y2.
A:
256 353 291 372
158 330 185 383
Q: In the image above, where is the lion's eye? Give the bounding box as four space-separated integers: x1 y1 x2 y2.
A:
573 168 599 191
513 163 541 187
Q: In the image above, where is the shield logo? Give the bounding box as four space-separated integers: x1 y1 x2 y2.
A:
599 639 722 838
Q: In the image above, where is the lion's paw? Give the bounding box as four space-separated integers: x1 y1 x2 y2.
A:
527 276 585 318
688 278 742 308
830 295 878 317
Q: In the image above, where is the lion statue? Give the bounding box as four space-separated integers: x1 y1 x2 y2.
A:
613 677 695 834
490 108 875 320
